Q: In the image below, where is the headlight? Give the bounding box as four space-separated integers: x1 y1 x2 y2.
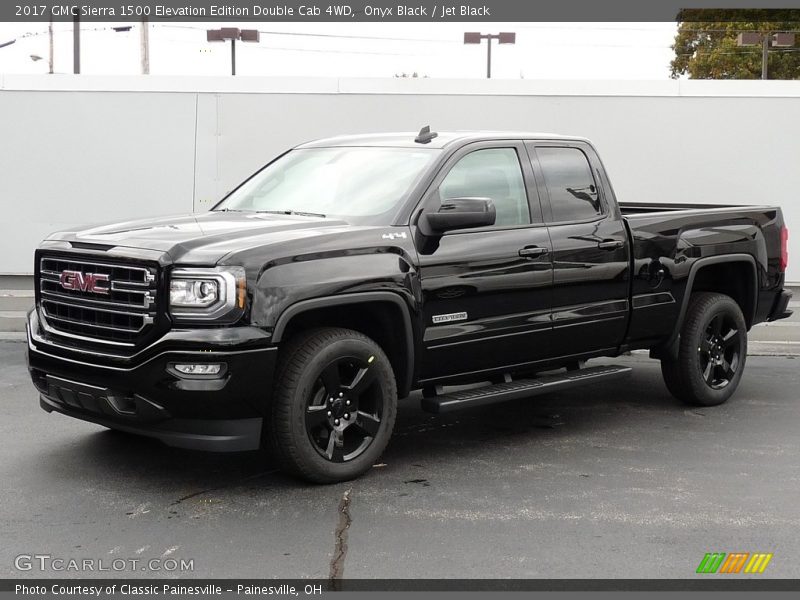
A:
170 279 220 307
169 267 246 322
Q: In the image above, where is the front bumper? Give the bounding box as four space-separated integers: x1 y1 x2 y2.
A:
26 310 278 452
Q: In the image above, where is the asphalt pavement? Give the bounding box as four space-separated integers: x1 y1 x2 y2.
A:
1 341 799 580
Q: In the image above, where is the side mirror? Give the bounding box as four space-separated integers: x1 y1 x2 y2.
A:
418 197 496 236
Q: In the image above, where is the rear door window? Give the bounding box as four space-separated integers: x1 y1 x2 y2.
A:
536 147 603 222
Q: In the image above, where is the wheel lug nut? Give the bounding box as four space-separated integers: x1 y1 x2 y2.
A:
334 419 340 426
345 400 350 406
339 392 343 397
327 411 332 417
344 413 350 419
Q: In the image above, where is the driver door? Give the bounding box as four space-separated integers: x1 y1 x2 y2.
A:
415 142 554 382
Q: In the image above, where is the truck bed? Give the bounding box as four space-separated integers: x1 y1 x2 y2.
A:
619 201 763 216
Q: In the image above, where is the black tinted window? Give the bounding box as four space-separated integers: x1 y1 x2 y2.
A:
439 148 530 226
537 147 602 222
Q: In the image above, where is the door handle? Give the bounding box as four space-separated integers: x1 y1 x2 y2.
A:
519 246 549 258
597 239 624 250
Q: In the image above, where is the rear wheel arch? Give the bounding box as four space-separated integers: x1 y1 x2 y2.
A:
655 254 757 360
688 258 757 328
271 292 415 398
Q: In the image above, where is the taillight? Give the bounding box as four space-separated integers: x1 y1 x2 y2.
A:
780 226 789 272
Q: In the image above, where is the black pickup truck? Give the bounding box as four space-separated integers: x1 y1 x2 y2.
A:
26 129 792 482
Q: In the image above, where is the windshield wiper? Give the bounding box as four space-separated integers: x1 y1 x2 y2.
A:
258 209 327 218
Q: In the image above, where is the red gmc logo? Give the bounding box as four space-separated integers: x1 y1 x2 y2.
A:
59 270 110 295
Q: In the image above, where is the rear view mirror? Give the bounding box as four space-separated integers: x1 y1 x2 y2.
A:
418 197 496 236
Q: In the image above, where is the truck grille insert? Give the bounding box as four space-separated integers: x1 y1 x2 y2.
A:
38 256 158 346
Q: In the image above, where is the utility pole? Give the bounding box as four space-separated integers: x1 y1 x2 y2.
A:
463 32 516 79
72 14 80 74
761 34 769 80
48 15 54 74
140 17 150 74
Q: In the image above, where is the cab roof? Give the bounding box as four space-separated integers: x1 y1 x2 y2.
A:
296 131 590 150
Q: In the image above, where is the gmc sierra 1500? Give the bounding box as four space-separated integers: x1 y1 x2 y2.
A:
26 129 792 482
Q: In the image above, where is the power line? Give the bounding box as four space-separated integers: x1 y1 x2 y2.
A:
248 44 426 56
7 23 799 70
674 47 800 56
12 25 133 40
160 36 425 56
161 25 673 51
517 24 674 32
161 24 456 44
15 25 799 57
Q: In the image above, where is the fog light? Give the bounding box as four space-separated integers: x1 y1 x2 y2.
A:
172 363 224 376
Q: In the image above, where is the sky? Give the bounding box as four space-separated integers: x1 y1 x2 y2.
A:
0 21 678 79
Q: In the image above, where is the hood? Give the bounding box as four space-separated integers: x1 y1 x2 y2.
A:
45 211 367 265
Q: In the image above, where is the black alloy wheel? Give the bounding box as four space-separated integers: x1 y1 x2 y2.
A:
268 327 397 483
305 355 384 463
696 313 742 390
660 292 748 407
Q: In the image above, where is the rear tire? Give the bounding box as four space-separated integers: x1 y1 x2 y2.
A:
267 327 397 483
660 292 747 407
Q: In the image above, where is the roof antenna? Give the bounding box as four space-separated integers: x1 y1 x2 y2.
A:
415 125 438 144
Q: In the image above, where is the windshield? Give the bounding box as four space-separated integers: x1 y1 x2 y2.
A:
215 147 441 224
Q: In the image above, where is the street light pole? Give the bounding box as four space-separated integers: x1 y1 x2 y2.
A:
486 35 492 78
464 32 516 79
737 31 796 80
207 28 259 76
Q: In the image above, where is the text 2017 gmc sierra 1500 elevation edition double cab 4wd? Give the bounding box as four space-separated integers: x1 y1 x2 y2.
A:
27 129 792 482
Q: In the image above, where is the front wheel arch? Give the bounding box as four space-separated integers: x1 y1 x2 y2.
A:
271 292 416 398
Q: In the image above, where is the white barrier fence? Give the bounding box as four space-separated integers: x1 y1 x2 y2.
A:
2 76 799 280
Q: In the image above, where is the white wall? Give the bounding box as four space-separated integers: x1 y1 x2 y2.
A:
2 76 800 279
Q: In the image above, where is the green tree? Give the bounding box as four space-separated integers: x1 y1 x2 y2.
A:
671 9 800 79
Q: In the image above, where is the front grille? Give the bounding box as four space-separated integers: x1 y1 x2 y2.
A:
38 255 158 346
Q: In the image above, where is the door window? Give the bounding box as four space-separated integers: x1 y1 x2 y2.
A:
537 147 603 222
438 148 530 227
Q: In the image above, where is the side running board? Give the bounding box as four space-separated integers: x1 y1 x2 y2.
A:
421 365 632 414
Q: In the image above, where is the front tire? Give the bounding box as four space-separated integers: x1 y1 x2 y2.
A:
660 292 747 406
267 327 397 483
